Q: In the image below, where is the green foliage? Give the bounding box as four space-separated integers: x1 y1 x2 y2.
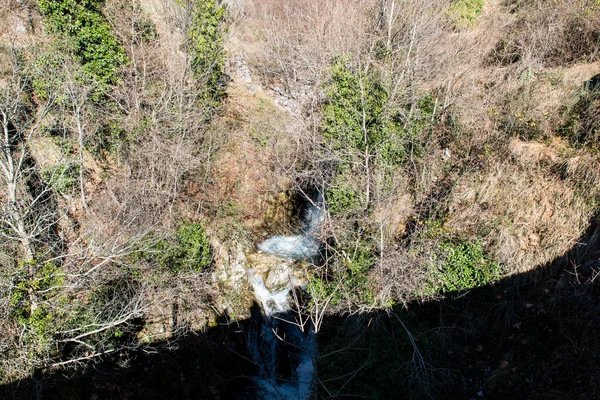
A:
448 0 485 28
136 223 213 274
428 241 501 294
31 49 69 101
325 172 362 216
418 218 451 240
344 240 376 304
306 277 339 305
41 161 80 195
188 0 227 107
175 223 213 271
318 57 441 304
322 57 390 154
322 57 435 215
391 94 436 160
323 57 434 165
38 0 128 91
10 261 64 354
347 239 377 276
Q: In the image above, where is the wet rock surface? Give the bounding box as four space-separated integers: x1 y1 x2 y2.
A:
246 253 308 292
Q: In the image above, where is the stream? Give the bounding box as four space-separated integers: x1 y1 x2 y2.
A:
246 192 323 399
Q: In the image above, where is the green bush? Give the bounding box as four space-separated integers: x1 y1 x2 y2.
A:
306 277 341 307
448 0 485 28
322 57 390 155
428 241 501 294
323 58 434 165
388 94 436 161
41 161 80 195
188 0 227 107
10 261 63 355
325 173 363 216
137 223 213 274
175 223 213 272
344 240 376 304
307 239 376 308
318 57 439 308
322 57 435 215
31 50 70 101
38 0 128 91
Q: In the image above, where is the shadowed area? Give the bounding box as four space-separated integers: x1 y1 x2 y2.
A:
2 216 599 399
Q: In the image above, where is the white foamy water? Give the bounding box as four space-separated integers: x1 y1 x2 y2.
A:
248 268 293 315
258 192 323 262
257 235 320 261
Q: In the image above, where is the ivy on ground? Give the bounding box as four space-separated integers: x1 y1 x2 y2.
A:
38 0 128 91
188 0 227 108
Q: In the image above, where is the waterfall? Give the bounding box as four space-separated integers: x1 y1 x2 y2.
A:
257 235 321 262
257 192 323 263
247 192 322 399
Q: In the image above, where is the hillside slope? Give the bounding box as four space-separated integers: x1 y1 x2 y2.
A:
0 0 599 398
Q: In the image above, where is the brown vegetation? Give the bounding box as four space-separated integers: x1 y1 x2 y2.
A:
1 0 600 397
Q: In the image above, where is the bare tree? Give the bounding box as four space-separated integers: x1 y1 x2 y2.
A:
0 46 156 381
0 50 55 262
63 72 93 210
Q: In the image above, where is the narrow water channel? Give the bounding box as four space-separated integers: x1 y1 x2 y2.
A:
246 192 323 399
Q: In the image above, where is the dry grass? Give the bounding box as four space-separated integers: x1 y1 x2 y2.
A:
235 0 600 296
490 0 600 67
426 0 600 280
447 153 594 272
0 0 42 45
562 151 600 195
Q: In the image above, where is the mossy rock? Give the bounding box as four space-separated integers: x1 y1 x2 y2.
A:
255 191 297 235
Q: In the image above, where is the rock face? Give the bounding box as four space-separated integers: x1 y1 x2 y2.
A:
213 246 248 288
229 53 252 84
247 252 308 291
222 0 246 8
211 241 255 319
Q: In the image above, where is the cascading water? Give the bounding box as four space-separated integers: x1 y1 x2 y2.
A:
247 192 323 399
258 193 323 264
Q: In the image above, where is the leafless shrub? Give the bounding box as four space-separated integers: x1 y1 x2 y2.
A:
83 0 230 233
375 248 429 307
489 1 600 67
246 0 377 90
